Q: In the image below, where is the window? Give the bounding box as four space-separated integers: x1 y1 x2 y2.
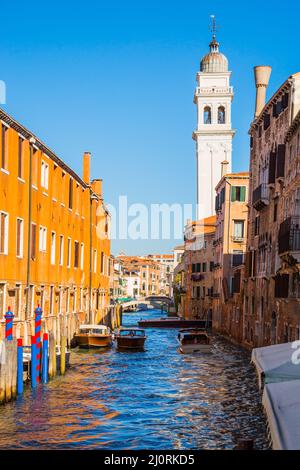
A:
0 212 8 254
30 223 36 259
204 106 212 124
233 220 244 239
59 235 64 265
32 148 38 187
94 249 97 273
49 286 54 315
51 232 56 265
74 241 79 268
69 178 73 210
39 226 47 252
231 186 246 202
100 251 104 274
1 124 8 170
18 137 24 179
41 160 49 189
254 216 260 236
218 106 226 124
80 243 84 270
0 283 5 317
274 203 278 222
67 238 71 268
203 262 207 273
16 218 24 258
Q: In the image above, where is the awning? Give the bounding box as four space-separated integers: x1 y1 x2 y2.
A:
251 341 300 389
263 380 300 450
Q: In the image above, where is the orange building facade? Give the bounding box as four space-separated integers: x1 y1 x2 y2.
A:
0 108 111 344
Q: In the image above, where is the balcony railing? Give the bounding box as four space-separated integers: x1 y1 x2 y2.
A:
231 236 245 243
252 183 269 211
278 216 300 255
191 273 204 282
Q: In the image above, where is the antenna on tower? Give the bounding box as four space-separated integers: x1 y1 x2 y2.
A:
209 15 220 40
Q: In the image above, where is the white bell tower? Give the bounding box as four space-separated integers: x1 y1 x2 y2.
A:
193 19 235 220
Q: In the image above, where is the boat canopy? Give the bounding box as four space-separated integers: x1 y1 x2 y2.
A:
79 324 109 332
119 329 145 336
251 342 300 389
262 380 300 450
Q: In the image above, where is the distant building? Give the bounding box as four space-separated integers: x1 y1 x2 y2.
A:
174 216 216 320
213 172 249 343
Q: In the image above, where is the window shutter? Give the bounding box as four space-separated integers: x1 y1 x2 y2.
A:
231 186 236 202
240 186 246 202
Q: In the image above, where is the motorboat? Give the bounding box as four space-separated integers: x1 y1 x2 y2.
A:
74 324 112 349
177 329 212 354
115 328 147 350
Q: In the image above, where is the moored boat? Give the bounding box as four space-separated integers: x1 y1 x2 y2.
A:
115 328 147 350
74 324 112 349
177 329 212 354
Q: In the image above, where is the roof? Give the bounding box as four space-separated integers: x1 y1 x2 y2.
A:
262 380 300 450
251 342 300 389
0 107 89 189
215 171 250 191
173 245 185 251
250 72 300 130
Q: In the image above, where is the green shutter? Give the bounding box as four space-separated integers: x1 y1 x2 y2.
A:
240 186 246 202
231 186 236 202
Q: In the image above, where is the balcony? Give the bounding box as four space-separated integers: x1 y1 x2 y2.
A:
252 183 269 211
278 216 300 259
191 273 204 282
212 292 220 298
231 236 245 244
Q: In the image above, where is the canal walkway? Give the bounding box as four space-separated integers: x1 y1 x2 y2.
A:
0 310 268 449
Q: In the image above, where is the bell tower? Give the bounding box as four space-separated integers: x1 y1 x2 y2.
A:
193 17 236 220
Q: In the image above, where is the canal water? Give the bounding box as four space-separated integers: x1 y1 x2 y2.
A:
0 309 268 449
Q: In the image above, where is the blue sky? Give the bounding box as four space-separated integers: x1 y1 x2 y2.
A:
1 0 299 255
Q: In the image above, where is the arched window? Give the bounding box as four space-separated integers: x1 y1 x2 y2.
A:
203 106 211 124
218 106 226 124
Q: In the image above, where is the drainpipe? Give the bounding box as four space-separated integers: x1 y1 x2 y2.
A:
25 137 36 319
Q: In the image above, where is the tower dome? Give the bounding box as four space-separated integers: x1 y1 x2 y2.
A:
200 37 228 73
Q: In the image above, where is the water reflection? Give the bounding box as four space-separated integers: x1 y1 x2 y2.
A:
0 309 268 449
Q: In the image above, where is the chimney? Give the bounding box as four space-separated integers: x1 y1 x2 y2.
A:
254 66 272 118
221 160 229 177
83 152 91 185
91 179 103 198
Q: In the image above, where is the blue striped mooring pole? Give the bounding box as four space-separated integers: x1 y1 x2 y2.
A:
31 336 37 389
42 333 49 384
17 338 24 395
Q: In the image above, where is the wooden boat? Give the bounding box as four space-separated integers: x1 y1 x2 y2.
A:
177 329 212 354
74 324 112 349
115 328 147 350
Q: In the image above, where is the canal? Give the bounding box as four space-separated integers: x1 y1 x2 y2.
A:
0 309 268 449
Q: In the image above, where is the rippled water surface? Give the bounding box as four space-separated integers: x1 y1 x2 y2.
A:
0 310 268 449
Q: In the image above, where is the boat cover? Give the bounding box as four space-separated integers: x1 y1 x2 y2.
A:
262 380 300 450
251 341 300 389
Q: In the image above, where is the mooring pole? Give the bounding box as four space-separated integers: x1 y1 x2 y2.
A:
34 306 42 382
31 336 37 389
42 333 49 384
17 338 23 395
4 307 14 341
